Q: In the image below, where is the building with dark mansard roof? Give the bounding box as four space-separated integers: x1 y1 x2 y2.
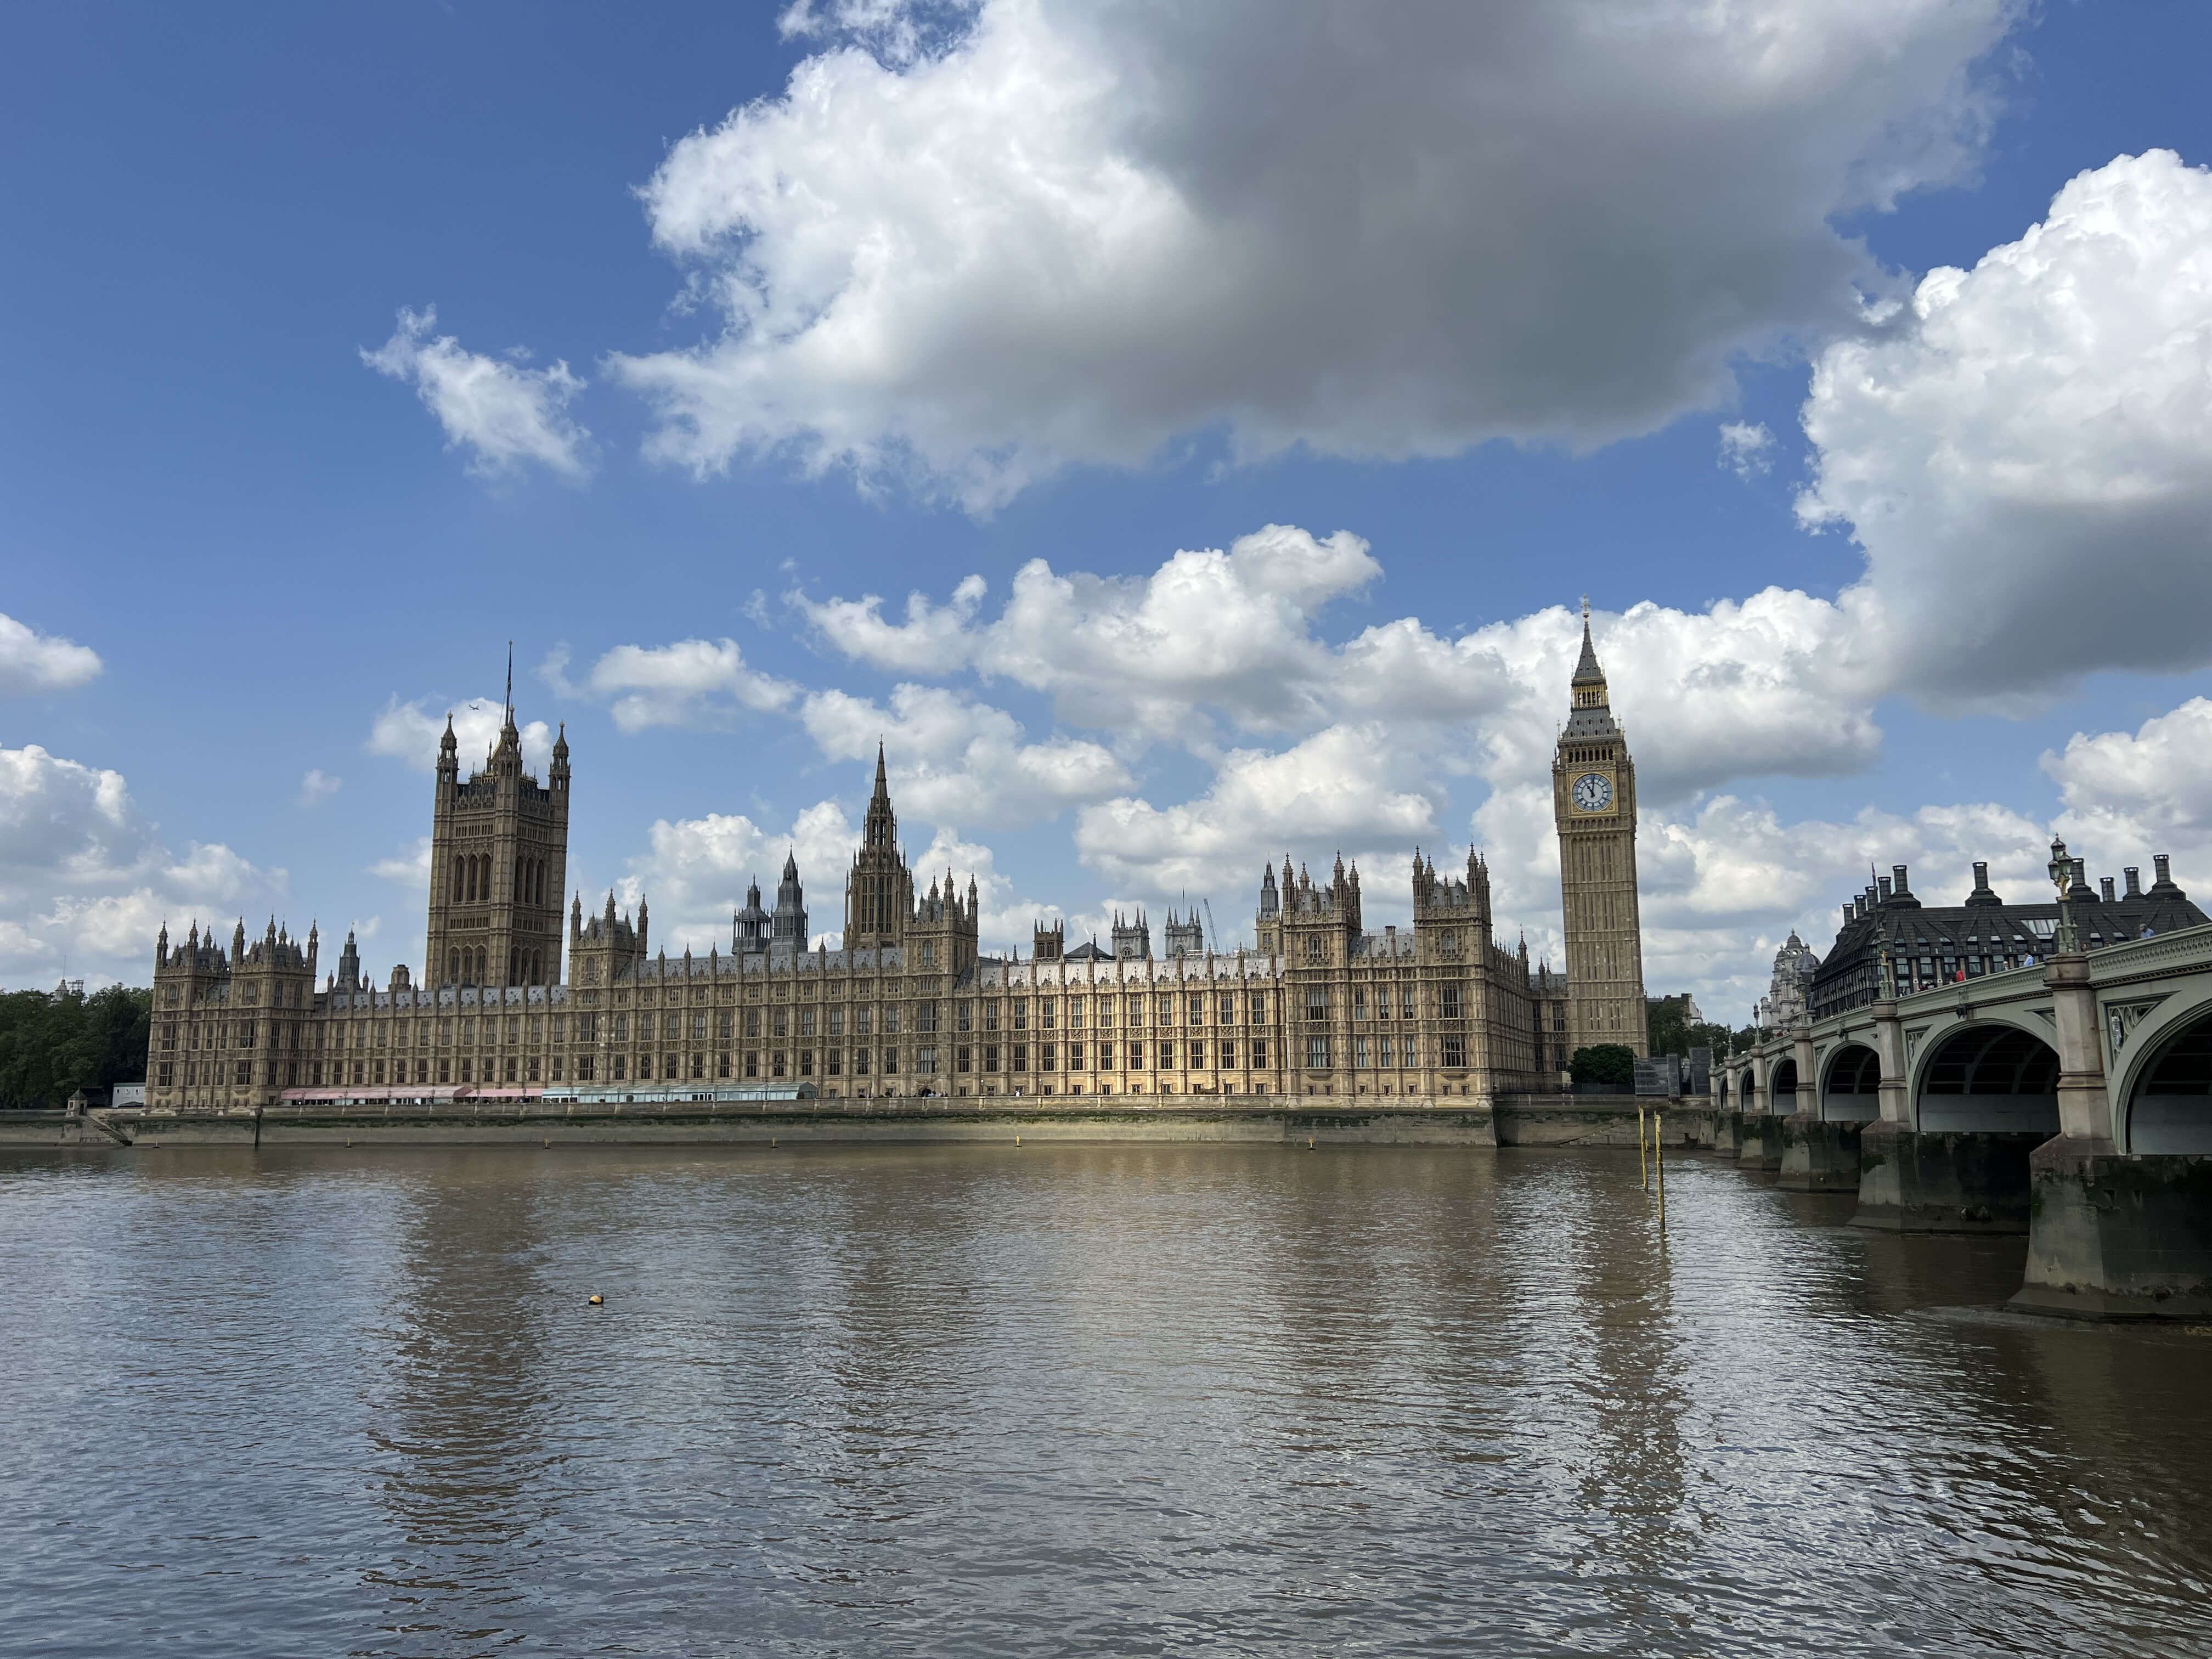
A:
1805 849 2208 1024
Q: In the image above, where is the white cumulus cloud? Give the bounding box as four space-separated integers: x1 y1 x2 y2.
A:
1799 149 2212 697
620 799 865 955
798 524 1385 739
0 743 281 985
0 612 102 695
799 683 1128 828
363 306 591 479
2044 697 2212 870
613 0 2017 508
545 639 796 732
1718 421 1776 479
368 696 554 774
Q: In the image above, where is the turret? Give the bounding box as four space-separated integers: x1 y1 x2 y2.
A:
736 879 769 951
772 849 808 945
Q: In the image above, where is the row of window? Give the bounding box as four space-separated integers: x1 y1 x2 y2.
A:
157 1029 1484 1093
1302 1035 1467 1069
164 988 1501 1058
162 981 308 1009
1302 986 1460 1020
1302 933 1461 963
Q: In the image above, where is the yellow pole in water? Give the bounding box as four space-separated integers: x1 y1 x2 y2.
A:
1655 1108 1667 1231
1638 1103 1648 1190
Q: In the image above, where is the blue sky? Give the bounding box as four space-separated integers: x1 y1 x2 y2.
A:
8 0 2212 1021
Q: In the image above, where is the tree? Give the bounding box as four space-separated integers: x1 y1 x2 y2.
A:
1647 995 1736 1060
1647 995 1690 1057
1570 1043 1635 1087
0 984 152 1108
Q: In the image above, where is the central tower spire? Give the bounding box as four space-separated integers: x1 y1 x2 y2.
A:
847 743 913 947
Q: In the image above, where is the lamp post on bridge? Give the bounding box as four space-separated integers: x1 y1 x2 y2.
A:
2040 832 2111 1152
2049 836 2085 954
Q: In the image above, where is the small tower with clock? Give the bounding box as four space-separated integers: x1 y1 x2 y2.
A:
1553 601 1647 1057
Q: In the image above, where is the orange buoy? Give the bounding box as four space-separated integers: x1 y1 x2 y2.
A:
588 1294 605 1306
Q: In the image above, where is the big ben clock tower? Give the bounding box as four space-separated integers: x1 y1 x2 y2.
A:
1553 601 1647 1057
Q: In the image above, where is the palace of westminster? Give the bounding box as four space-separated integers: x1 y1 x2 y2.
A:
143 617 1649 1110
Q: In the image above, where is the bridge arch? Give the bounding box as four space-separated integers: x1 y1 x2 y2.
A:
1820 1042 1882 1124
1733 1056 1762 1111
1911 1023 2059 1135
2121 1002 2212 1154
1768 1055 1800 1113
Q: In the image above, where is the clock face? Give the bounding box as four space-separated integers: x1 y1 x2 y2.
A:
1572 771 1613 813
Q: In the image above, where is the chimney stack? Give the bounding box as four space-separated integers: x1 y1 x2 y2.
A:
1877 876 1893 902
1965 860 2002 907
2100 876 2116 904
2125 866 2143 898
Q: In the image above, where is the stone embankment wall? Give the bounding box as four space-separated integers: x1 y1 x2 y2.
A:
1495 1094 1714 1148
4 1095 1722 1150
94 1096 1505 1149
0 1111 132 1148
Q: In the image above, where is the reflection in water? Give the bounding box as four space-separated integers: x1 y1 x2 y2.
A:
2 1142 2210 1657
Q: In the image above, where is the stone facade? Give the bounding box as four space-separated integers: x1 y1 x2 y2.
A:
1551 605 1648 1055
144 648 1638 1109
1756 931 1820 1034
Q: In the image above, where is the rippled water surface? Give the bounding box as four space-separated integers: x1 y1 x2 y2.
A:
4 1143 2210 1657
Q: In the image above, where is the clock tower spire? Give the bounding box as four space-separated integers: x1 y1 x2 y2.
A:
1553 601 1647 1058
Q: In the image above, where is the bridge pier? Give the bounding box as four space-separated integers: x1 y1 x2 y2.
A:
2011 1138 2212 1319
1737 1051 1790 1171
1777 1111 1861 1191
1711 1108 1743 1158
2009 953 2212 1317
1850 1121 2038 1232
1737 1112 1783 1171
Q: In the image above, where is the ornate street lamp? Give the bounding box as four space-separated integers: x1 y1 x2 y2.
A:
2048 836 2084 953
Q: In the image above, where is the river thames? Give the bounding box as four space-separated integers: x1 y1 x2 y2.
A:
4 1142 2208 1657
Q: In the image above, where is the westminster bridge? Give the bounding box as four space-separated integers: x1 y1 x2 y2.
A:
1720 921 2212 1319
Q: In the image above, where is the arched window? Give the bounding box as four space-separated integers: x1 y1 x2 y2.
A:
475 946 486 983
452 856 464 902
449 948 459 982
